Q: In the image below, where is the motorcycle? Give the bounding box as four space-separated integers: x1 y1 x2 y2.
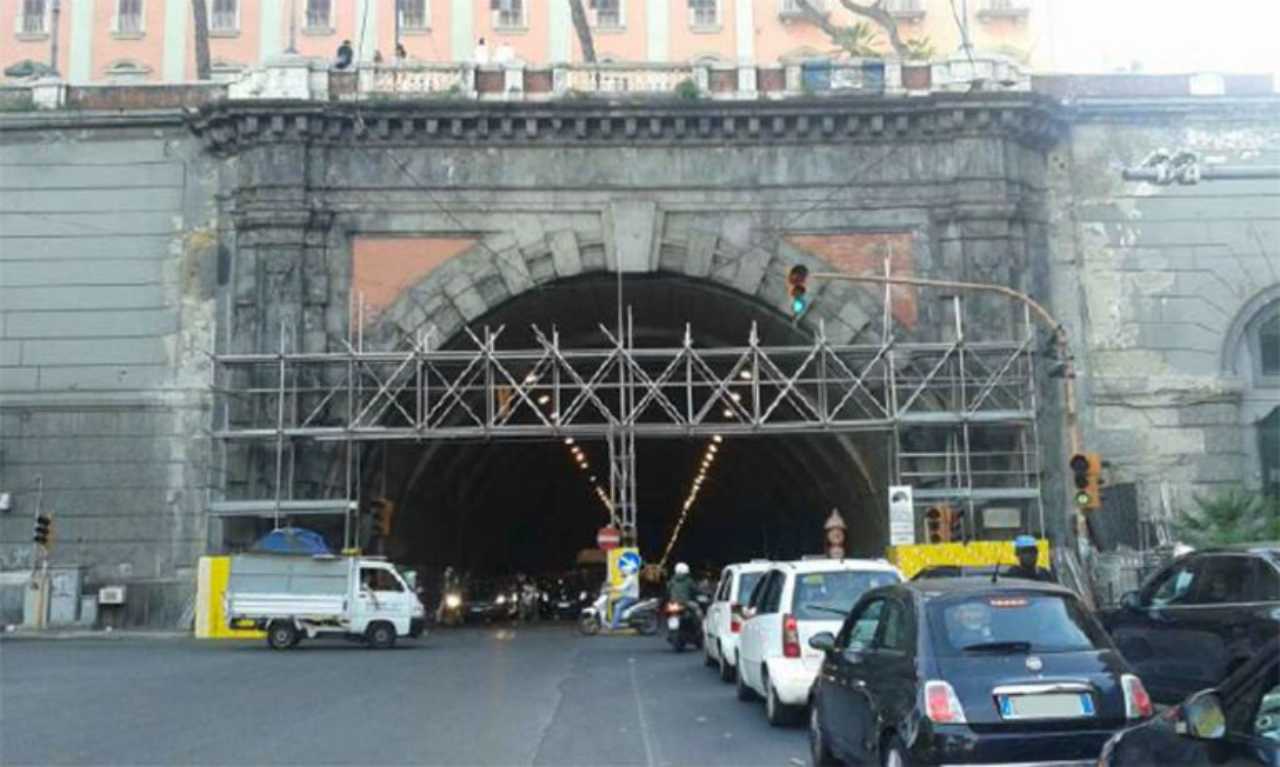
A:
664 600 704 652
577 589 659 636
438 591 464 627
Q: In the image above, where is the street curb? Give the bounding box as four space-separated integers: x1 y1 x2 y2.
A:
1 627 190 641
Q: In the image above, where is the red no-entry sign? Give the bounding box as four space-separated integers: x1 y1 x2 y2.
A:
597 526 621 550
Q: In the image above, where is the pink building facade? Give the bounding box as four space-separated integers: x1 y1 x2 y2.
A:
2 1 1040 84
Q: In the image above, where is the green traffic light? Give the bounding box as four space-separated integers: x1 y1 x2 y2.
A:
1075 491 1090 507
792 296 808 316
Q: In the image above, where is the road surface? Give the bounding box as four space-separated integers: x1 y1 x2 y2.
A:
1 625 808 766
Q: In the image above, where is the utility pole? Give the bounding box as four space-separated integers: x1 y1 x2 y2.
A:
192 0 211 80
49 0 61 74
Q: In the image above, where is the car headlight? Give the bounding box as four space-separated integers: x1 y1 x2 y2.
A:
579 591 589 600
496 595 506 605
445 594 462 608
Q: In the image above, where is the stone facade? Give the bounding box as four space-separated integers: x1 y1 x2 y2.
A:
3 87 1278 625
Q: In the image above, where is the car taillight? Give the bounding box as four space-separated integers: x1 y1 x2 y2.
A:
924 680 967 724
782 614 800 658
1121 674 1153 719
730 603 742 633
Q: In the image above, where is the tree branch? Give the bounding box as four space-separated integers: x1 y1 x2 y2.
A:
568 0 597 64
798 0 910 59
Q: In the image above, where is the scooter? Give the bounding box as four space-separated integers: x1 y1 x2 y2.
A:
578 589 659 636
438 591 465 627
665 601 704 652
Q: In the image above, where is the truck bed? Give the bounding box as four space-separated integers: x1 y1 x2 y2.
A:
225 554 352 621
226 593 347 621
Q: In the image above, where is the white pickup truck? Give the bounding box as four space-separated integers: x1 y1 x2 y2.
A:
225 553 426 650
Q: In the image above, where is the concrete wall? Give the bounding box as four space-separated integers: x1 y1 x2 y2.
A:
1048 99 1280 525
0 114 218 626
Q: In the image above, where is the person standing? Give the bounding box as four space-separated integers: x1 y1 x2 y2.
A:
1006 535 1055 582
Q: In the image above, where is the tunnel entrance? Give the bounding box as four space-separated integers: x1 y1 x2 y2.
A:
212 271 1043 583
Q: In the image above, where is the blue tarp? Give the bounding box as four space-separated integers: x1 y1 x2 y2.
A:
251 527 332 555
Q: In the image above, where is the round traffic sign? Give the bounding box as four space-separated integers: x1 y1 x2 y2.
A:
618 551 643 575
597 526 621 550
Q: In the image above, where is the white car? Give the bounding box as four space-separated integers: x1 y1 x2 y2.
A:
703 560 773 683
735 558 902 726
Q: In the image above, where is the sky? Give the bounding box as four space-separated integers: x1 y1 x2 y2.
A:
1037 0 1280 74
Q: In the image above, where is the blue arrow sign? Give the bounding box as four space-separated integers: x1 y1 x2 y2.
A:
618 551 642 576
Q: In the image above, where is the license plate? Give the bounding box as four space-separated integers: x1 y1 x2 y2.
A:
998 693 1094 720
557 601 571 608
667 617 680 630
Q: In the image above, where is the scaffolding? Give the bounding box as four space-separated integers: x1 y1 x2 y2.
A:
209 287 1046 547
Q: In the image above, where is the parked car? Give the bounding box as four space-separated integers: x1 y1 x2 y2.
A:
736 558 902 726
1099 544 1280 704
1100 638 1280 766
808 578 1153 766
703 560 773 683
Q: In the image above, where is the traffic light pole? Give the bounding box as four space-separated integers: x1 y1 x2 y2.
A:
808 270 1087 544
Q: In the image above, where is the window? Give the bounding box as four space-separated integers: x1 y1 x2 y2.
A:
746 572 773 610
841 598 885 649
590 0 623 28
780 0 825 15
759 571 785 614
736 571 763 603
20 0 47 35
1147 560 1200 607
874 599 913 653
399 0 429 30
1259 314 1280 377
927 594 1109 655
978 0 1030 18
884 0 925 17
210 0 238 34
1189 556 1252 604
305 0 332 30
361 568 405 592
1248 558 1280 603
790 570 901 620
688 0 720 28
491 0 525 29
115 0 144 35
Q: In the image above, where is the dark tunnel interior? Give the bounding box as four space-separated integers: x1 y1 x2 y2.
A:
362 274 890 577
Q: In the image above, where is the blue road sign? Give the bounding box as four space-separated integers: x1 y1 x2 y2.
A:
618 551 642 576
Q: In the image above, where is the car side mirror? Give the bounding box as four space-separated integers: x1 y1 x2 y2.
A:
1120 591 1143 611
809 632 836 653
1181 691 1227 741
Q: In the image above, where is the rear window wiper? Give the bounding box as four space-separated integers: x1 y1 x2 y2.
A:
961 641 1032 653
805 604 849 617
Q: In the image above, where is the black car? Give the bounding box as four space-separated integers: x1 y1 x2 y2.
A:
1099 544 1280 704
1100 639 1280 766
808 578 1153 767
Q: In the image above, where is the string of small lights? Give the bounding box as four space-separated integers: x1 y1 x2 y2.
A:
658 434 724 569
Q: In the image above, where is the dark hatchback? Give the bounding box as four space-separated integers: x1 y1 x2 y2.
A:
1100 638 1280 766
1098 544 1280 705
808 578 1153 767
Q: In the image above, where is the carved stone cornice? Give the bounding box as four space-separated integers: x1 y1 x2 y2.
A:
187 94 1066 156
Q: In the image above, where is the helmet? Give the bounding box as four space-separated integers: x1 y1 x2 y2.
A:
1013 535 1038 551
674 562 690 576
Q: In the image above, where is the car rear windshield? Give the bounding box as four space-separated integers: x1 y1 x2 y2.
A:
927 593 1111 655
737 572 763 603
791 570 901 620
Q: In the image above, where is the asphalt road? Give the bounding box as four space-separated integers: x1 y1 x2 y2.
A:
1 625 808 766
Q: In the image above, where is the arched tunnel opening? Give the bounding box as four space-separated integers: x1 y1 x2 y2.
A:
366 273 890 580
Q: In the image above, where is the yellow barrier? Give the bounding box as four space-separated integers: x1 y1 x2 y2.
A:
887 540 1050 580
194 556 265 639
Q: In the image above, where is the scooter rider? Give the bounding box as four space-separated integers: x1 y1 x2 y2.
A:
668 562 698 615
608 568 640 630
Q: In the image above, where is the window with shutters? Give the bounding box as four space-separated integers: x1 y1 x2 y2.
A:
210 0 238 35
399 0 429 30
779 0 826 19
590 0 624 29
305 0 333 31
688 0 720 29
114 0 144 36
19 0 48 36
491 0 526 30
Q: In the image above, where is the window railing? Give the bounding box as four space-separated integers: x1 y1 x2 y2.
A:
21 1 47 34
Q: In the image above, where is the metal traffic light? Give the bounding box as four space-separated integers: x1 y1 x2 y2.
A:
33 514 52 546
924 505 954 544
371 497 396 537
787 265 810 318
1069 452 1102 511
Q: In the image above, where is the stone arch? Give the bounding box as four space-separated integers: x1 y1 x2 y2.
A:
372 226 889 350
1221 283 1280 378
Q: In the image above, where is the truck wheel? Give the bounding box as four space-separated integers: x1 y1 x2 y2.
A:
267 621 298 650
366 621 396 650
